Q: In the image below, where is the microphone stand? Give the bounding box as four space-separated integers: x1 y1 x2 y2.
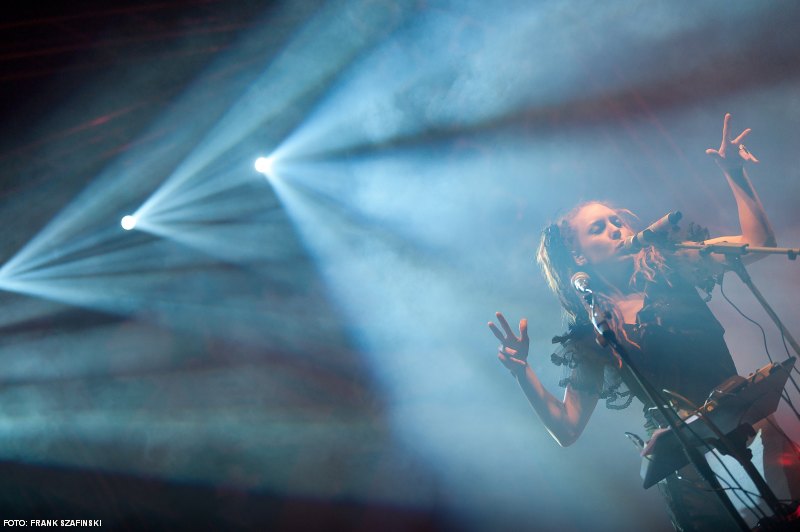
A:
579 290 753 531
634 240 800 527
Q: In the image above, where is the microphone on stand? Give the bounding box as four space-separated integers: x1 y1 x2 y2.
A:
570 271 592 295
621 211 683 253
570 271 611 346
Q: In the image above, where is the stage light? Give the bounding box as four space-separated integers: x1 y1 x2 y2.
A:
254 156 275 176
120 215 138 231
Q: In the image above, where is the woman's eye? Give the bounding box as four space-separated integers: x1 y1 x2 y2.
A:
610 217 622 227
589 222 604 235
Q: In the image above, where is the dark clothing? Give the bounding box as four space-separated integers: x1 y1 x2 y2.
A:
551 268 750 531
552 266 738 412
622 269 739 409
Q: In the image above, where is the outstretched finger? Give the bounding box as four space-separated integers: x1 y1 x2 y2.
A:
738 143 760 164
496 312 515 339
721 113 731 149
520 318 529 343
732 128 751 145
488 322 505 342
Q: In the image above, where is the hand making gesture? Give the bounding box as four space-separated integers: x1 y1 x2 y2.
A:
488 311 529 376
705 112 759 171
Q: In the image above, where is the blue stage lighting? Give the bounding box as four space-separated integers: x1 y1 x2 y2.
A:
120 215 138 231
254 156 275 176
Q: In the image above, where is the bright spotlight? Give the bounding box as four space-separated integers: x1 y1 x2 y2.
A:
254 156 275 176
120 215 138 231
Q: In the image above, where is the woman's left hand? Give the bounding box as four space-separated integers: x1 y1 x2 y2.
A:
705 113 759 171
488 312 529 376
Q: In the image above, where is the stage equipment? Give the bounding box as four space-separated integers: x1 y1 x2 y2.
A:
571 258 800 529
641 357 795 488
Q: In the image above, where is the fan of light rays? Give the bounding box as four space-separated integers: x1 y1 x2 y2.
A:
130 0 416 253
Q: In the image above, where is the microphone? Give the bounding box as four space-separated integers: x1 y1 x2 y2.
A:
621 211 683 252
571 271 592 294
571 271 612 345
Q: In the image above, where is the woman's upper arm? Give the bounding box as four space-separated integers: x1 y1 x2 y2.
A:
559 352 604 445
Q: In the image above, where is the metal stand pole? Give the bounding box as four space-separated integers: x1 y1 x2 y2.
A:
585 295 752 531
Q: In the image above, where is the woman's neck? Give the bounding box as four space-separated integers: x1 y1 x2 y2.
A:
589 257 637 296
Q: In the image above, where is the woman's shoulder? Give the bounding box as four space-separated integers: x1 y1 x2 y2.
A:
550 322 610 369
551 321 626 400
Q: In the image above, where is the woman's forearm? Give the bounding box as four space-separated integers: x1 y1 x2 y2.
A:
514 365 597 447
489 314 598 447
722 166 776 247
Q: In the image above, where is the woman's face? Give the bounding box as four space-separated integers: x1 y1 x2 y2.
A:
568 203 634 265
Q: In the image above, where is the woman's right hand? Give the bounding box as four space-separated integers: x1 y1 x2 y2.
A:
705 113 759 172
488 311 530 375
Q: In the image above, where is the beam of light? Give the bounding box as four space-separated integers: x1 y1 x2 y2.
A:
0 0 404 335
0 1 368 285
0 194 364 374
2 0 410 284
266 147 572 514
120 215 138 231
270 125 679 257
0 249 343 361
0 223 174 282
134 0 415 226
254 156 275 176
135 221 292 265
273 1 779 163
127 166 301 264
0 126 198 281
273 2 595 160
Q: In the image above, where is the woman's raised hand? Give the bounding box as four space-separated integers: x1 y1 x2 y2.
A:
705 113 759 170
488 311 529 375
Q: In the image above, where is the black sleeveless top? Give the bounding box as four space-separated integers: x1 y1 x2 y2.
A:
552 269 738 412
620 272 738 407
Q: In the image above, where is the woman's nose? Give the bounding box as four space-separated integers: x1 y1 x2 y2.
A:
610 228 621 240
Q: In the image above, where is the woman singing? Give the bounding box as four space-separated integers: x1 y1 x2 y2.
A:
488 114 799 530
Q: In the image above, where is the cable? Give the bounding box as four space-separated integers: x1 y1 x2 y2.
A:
675 469 800 521
718 276 800 401
712 475 770 523
719 276 772 364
